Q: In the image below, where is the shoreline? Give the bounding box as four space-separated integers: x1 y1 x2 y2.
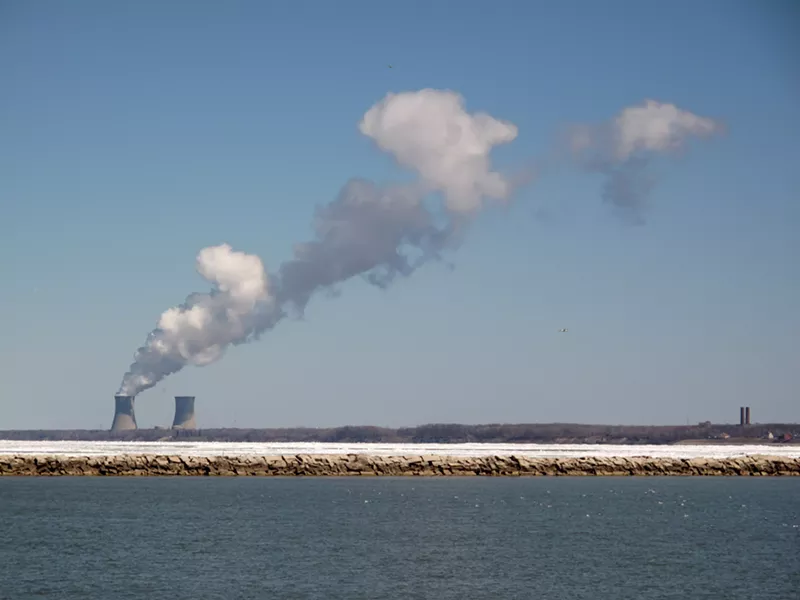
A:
2 454 800 477
1 423 796 447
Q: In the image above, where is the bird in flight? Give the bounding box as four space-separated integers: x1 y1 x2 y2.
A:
558 328 568 333
387 64 393 68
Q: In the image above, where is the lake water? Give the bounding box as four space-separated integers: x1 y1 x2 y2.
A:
0 477 797 599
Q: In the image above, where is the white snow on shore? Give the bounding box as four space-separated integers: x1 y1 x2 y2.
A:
1 440 798 459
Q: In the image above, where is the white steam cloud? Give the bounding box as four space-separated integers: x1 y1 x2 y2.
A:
118 245 276 395
611 100 722 160
359 89 518 213
118 89 517 396
118 92 724 396
568 99 725 222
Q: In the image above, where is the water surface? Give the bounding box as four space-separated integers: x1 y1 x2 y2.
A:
1 477 797 599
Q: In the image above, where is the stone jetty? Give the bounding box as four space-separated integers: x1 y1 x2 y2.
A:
1 454 799 476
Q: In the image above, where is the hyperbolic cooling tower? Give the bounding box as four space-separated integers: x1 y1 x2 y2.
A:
110 395 138 431
172 396 197 430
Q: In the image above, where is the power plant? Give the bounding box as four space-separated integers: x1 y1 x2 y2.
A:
109 394 198 431
172 396 197 430
110 395 137 431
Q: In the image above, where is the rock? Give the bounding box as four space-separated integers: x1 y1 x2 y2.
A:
0 454 798 477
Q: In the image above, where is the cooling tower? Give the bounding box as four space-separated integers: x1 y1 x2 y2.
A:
110 395 137 431
172 396 197 429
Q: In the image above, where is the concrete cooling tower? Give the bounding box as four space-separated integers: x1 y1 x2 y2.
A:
172 396 197 430
110 395 137 431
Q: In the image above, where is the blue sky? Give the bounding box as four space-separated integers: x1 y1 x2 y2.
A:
1 0 798 429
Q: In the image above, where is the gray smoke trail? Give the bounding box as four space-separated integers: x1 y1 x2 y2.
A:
275 178 455 312
567 99 724 223
117 89 519 396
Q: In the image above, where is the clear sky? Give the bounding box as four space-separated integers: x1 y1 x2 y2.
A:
2 0 798 430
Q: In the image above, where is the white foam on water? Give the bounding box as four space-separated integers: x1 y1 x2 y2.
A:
0 440 798 458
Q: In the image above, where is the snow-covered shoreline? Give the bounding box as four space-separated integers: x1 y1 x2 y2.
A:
2 440 799 459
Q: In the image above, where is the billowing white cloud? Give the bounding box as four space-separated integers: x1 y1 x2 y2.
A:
612 99 723 161
567 99 724 221
359 89 519 213
118 244 273 395
195 244 270 309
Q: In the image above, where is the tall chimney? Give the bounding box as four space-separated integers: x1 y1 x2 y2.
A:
745 406 751 425
739 406 745 426
172 396 197 430
111 395 137 431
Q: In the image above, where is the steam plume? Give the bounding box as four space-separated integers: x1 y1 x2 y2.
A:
118 93 723 395
118 89 518 396
118 244 277 396
567 99 724 223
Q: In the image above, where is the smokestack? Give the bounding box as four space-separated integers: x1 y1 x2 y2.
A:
740 406 745 426
111 395 137 431
745 406 751 425
172 396 197 430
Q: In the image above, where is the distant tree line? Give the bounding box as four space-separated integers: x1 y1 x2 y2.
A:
0 422 797 444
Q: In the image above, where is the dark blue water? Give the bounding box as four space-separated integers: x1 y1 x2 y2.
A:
0 477 798 599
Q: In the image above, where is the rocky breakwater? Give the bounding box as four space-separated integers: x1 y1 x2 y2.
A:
1 454 799 476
